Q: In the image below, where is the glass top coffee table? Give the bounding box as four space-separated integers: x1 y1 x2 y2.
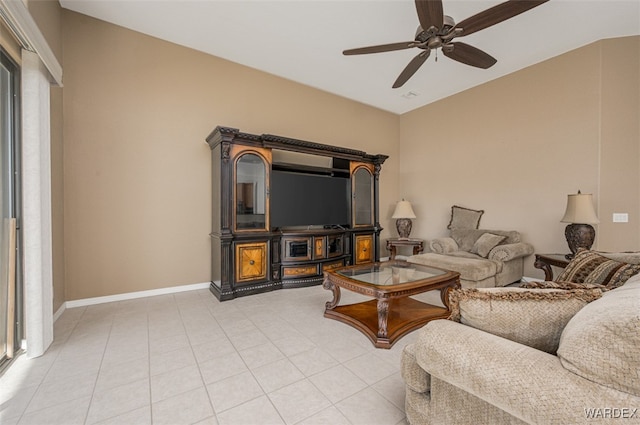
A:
323 260 460 349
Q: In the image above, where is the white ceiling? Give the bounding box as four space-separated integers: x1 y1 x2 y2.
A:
59 0 640 114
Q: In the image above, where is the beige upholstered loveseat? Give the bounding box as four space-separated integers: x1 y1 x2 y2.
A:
401 250 640 425
408 228 534 288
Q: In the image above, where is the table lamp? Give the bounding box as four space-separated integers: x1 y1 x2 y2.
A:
561 191 599 260
392 199 416 239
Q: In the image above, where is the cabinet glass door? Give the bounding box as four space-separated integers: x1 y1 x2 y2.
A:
352 166 373 226
235 152 268 231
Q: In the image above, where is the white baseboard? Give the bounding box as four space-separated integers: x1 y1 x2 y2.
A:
53 303 66 323
63 282 211 310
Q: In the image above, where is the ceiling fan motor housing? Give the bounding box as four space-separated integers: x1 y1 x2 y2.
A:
415 15 455 47
442 15 455 32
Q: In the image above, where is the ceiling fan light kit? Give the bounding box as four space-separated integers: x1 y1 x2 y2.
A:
343 0 550 88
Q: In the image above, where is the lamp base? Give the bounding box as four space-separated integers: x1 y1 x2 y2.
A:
396 218 413 239
564 223 595 260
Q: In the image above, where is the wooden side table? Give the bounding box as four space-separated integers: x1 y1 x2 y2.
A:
386 238 424 260
533 253 570 281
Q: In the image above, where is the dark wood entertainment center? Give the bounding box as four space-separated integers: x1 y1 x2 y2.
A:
206 126 388 301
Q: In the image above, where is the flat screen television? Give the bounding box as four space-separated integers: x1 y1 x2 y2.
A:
270 169 350 229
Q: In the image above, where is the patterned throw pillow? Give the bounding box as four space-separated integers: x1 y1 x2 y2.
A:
447 205 484 230
521 281 607 291
556 250 640 289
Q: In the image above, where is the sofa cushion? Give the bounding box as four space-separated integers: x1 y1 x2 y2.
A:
557 280 640 396
470 233 506 258
447 205 484 230
556 249 640 289
448 251 485 260
451 228 521 252
448 287 603 354
409 253 498 281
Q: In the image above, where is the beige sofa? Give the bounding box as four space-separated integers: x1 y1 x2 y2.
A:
401 255 640 425
408 228 534 288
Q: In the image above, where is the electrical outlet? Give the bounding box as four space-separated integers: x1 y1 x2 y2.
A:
613 213 628 223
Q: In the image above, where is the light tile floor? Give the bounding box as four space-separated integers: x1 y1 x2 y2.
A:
0 285 441 425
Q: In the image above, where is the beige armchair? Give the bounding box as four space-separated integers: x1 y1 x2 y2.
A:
408 228 534 288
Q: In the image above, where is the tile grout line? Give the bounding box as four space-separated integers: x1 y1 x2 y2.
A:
241 299 361 425
245 309 306 425
209 301 274 419
16 306 86 424
82 306 115 425
146 299 153 425
176 292 220 424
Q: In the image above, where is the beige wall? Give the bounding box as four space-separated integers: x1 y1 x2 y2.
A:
598 37 640 251
19 4 640 302
61 11 400 300
399 36 640 279
28 0 65 312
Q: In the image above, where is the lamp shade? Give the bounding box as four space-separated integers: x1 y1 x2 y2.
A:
561 192 599 224
392 200 416 219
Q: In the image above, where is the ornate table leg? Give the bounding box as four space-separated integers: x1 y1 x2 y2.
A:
377 299 389 338
323 277 341 310
387 243 397 260
440 280 460 309
534 256 554 281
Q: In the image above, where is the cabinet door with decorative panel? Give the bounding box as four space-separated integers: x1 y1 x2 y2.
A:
235 241 268 284
354 234 374 264
313 236 326 259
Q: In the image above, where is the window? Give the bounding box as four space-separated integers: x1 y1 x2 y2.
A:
0 47 21 368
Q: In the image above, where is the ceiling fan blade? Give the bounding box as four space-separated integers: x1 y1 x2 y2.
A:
392 50 430 88
442 42 497 69
415 0 443 32
343 41 416 56
455 0 549 37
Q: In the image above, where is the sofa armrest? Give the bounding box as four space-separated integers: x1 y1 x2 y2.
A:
415 320 639 425
401 343 430 393
487 242 534 262
428 237 458 254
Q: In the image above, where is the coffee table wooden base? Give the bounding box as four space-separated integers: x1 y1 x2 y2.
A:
324 297 449 349
323 261 460 349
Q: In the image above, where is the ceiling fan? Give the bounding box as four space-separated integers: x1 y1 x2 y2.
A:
343 0 550 88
